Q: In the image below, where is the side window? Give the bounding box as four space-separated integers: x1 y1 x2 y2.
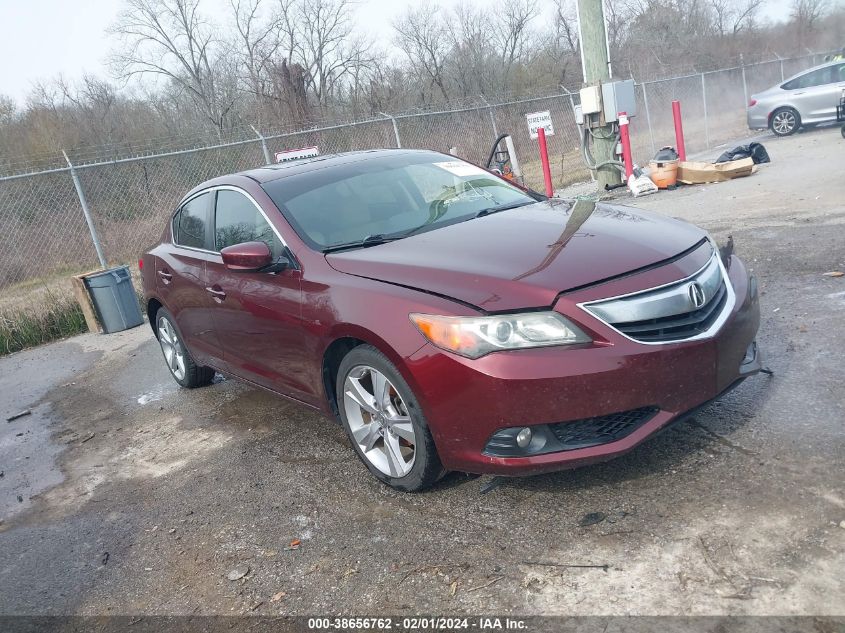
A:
215 189 283 258
784 67 832 90
174 192 212 249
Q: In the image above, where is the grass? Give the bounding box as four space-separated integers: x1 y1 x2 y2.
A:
0 263 146 356
0 291 88 356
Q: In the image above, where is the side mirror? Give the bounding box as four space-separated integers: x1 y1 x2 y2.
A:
221 241 273 272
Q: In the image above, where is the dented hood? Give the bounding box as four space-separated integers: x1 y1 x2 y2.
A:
326 200 706 311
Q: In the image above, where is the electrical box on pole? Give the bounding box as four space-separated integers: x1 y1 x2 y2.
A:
575 0 622 189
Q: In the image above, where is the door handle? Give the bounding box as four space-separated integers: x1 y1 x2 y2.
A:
158 270 172 283
205 286 227 302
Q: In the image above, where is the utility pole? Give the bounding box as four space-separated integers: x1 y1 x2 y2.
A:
577 0 621 189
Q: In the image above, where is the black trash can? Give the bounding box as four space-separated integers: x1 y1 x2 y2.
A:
84 266 144 334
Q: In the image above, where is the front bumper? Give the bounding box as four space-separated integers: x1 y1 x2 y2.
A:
404 254 761 476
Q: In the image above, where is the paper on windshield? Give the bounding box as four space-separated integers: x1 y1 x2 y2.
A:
433 161 488 177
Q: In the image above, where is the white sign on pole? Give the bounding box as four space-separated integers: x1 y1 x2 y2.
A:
275 146 320 163
526 111 554 140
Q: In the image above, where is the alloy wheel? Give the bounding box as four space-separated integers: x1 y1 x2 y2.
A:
157 316 186 381
772 110 796 135
343 365 416 477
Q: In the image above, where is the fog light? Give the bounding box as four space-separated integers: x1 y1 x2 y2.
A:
516 427 532 448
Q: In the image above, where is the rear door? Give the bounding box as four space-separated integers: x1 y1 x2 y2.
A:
204 187 312 400
155 191 224 368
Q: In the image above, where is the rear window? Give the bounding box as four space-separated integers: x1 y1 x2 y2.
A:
174 192 212 250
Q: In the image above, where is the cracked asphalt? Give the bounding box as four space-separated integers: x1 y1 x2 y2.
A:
0 127 843 617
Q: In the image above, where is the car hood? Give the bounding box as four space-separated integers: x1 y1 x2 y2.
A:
325 199 707 311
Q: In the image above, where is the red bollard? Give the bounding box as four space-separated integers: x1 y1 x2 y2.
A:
537 127 554 198
672 100 686 161
618 111 633 180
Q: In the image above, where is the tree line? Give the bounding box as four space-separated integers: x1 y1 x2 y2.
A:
1 0 842 172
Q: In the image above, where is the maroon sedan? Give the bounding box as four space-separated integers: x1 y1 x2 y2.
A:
140 149 761 491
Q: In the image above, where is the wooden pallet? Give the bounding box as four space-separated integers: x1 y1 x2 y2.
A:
69 269 104 334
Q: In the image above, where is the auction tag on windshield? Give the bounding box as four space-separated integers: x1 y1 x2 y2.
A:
434 161 488 177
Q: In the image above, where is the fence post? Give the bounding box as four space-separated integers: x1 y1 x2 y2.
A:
479 96 499 139
250 125 272 164
379 112 402 148
701 73 710 150
740 53 748 107
639 80 656 155
63 150 107 269
775 53 785 82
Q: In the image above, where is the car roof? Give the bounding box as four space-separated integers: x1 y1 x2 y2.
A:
178 148 452 206
233 148 446 184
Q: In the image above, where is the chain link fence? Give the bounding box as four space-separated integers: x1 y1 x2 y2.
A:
0 51 831 316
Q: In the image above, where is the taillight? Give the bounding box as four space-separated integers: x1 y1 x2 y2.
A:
138 258 144 270
748 98 757 107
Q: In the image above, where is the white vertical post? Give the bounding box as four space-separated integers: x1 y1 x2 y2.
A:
775 53 785 82
504 135 522 183
640 80 656 155
701 73 710 150
250 125 272 164
63 151 107 269
479 96 499 138
740 54 749 107
379 112 402 148
488 108 499 138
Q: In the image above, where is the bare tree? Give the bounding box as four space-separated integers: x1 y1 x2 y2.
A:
230 0 282 122
446 4 495 97
712 0 766 36
394 2 451 104
543 0 582 85
0 96 15 126
790 0 830 47
295 0 371 111
110 0 239 136
493 0 541 86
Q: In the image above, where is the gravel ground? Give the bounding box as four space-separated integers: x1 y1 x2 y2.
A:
1 127 844 619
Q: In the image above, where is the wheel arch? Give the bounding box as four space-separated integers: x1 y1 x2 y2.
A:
320 324 426 422
146 297 164 335
768 105 801 125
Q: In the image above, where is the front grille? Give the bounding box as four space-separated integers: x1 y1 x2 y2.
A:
581 251 734 344
548 406 659 450
614 280 728 342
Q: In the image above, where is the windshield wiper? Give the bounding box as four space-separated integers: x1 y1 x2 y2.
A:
323 234 400 253
474 200 535 218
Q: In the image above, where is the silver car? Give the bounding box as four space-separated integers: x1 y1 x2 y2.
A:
747 60 845 136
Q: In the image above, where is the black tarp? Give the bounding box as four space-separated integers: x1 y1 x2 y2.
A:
716 142 770 164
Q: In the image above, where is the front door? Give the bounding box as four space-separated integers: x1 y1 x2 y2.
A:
204 188 314 402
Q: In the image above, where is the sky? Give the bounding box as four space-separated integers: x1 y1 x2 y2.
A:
0 0 796 106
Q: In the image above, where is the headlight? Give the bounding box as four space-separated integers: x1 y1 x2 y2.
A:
409 312 591 359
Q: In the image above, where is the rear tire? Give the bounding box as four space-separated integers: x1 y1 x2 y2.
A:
336 345 444 492
154 307 215 388
770 107 799 136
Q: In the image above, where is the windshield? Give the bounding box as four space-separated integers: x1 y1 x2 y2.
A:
260 152 536 251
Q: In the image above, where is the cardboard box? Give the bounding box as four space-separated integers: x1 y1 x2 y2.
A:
676 158 755 184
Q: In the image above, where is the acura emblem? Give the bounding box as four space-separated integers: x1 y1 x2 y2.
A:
688 282 706 308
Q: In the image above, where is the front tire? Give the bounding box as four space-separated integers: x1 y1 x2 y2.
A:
155 308 215 388
336 345 443 492
770 107 799 136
